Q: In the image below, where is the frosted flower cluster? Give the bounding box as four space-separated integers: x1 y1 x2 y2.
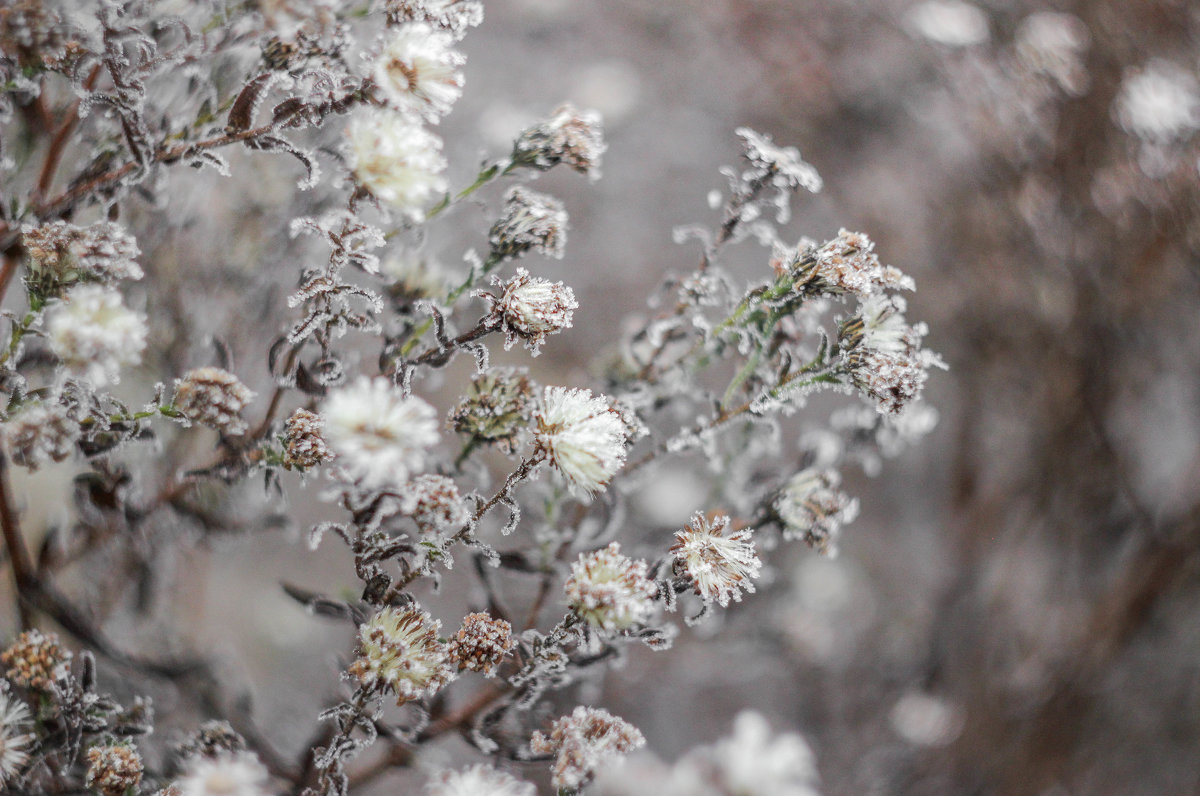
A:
840 293 943 415
564 542 656 632
705 711 821 796
172 752 271 796
348 108 447 217
534 387 631 498
282 408 330 470
173 367 256 435
45 284 146 387
400 473 469 532
322 376 438 489
426 764 533 796
487 268 578 354
373 23 464 120
671 513 762 607
531 706 645 790
348 605 454 702
737 127 823 195
385 0 483 39
2 630 72 692
85 744 143 796
448 612 515 676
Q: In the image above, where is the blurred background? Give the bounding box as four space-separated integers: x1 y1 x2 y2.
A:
8 0 1200 793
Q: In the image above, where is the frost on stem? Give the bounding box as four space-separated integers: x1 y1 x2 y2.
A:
534 387 633 499
512 104 606 178
531 706 645 791
564 542 656 632
347 108 447 218
173 367 256 435
322 376 439 490
488 186 568 261
483 268 578 355
372 23 465 121
671 513 762 608
45 284 147 388
774 468 859 555
347 604 455 703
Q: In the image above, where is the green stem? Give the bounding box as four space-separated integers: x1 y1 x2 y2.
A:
0 312 37 368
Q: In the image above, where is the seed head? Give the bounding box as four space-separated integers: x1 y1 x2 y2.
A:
22 220 142 293
448 612 514 676
488 186 568 261
282 408 330 470
534 387 632 499
530 706 645 790
512 104 606 178
737 127 823 195
174 367 256 435
401 473 469 532
86 743 144 796
794 229 912 297
3 401 78 470
348 605 454 702
2 629 72 691
671 513 762 607
449 367 534 452
564 543 656 632
774 469 859 555
486 268 578 355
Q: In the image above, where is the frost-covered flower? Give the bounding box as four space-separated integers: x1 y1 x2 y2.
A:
400 473 469 532
86 743 144 796
705 711 820 796
513 104 606 177
282 408 330 470
173 752 270 796
322 376 439 489
426 764 534 796
531 706 645 790
448 612 515 676
347 108 447 217
372 23 464 120
489 186 568 261
347 605 454 702
796 229 912 297
671 514 762 607
2 628 72 691
486 268 578 355
1115 61 1200 143
3 400 78 470
564 542 656 632
449 367 534 451
839 294 912 354
173 367 256 435
775 468 859 555
534 387 631 498
46 284 146 387
385 0 483 40
737 128 823 195
905 1 989 47
847 348 933 416
22 220 142 290
0 690 32 788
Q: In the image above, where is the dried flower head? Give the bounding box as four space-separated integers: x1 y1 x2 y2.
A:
513 104 606 177
0 690 32 789
86 743 144 796
534 387 632 498
448 612 515 676
426 764 534 796
401 473 469 532
172 752 270 796
347 108 447 217
485 268 578 355
489 186 568 261
46 284 147 387
282 408 330 469
22 220 142 293
2 628 72 690
564 542 656 632
795 229 913 297
671 514 762 607
385 0 483 39
176 720 249 760
531 706 645 790
373 23 465 120
449 367 534 451
846 348 932 416
3 400 78 470
774 469 859 554
737 128 823 195
323 376 439 490
348 605 454 702
173 367 256 435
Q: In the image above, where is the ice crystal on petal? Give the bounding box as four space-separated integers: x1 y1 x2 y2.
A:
775 468 859 555
373 24 465 121
564 542 656 631
322 376 439 489
534 387 631 498
348 605 454 702
173 752 270 796
347 108 447 217
46 284 147 387
671 513 762 607
532 706 645 791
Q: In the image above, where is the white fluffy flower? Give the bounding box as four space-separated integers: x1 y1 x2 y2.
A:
534 387 631 498
706 711 820 796
0 690 32 788
373 23 465 120
905 1 989 47
564 542 656 632
46 284 146 387
671 513 762 607
173 752 270 796
852 294 912 355
322 376 439 489
348 109 447 217
1115 61 1200 143
426 764 534 796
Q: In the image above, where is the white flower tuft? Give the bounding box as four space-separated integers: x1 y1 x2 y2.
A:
426 764 534 796
322 376 439 489
347 108 448 217
46 284 147 387
0 690 32 788
564 542 656 632
173 752 270 796
348 604 455 702
671 513 762 607
373 23 465 121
